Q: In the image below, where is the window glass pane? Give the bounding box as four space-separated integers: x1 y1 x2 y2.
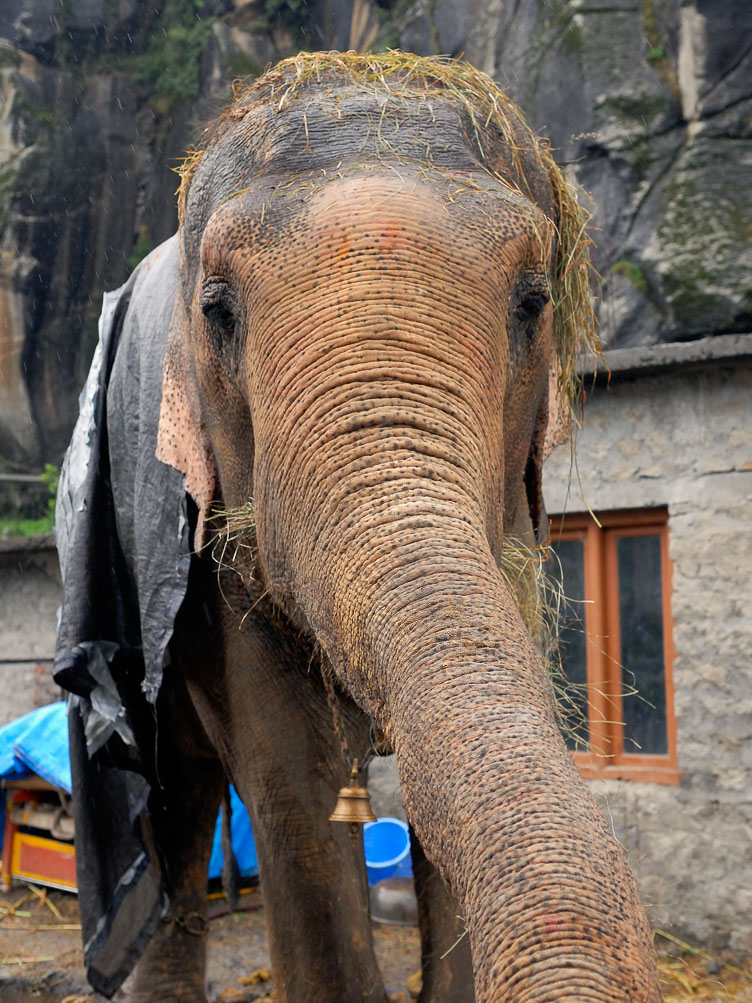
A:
549 538 589 749
617 534 667 755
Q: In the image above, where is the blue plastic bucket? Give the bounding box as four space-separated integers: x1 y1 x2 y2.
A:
363 817 411 885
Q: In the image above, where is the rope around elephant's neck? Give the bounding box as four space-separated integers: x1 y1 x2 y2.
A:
321 665 376 778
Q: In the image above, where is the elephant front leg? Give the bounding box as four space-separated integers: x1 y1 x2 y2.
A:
202 663 386 1003
178 570 387 1003
120 675 224 1003
410 832 475 1003
248 763 386 1003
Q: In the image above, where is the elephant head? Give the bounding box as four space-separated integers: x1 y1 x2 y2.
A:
157 53 659 1001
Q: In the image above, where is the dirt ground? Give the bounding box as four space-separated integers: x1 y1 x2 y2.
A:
1 884 751 1002
0 883 420 1002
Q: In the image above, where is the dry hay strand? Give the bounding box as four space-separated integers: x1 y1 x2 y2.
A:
208 500 256 547
496 538 554 641
175 50 599 433
656 931 752 1001
215 989 247 1003
175 147 205 227
237 967 271 987
406 968 422 998
0 954 57 965
206 500 258 590
658 956 752 1000
497 537 589 746
497 535 650 749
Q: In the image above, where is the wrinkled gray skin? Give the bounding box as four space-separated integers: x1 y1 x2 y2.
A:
60 65 661 1003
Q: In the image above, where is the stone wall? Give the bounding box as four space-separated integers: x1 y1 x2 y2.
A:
543 350 752 954
0 537 61 726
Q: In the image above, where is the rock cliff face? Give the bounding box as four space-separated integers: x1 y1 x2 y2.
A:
0 0 750 468
403 0 752 348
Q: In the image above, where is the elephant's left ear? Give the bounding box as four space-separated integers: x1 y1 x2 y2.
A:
525 363 568 543
157 297 217 548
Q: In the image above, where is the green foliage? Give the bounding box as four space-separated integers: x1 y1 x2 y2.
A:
600 92 668 125
11 90 57 128
0 514 55 537
639 0 678 93
656 170 752 329
0 464 59 538
246 18 273 33
126 232 153 271
41 463 60 517
133 0 214 109
612 259 651 297
28 104 57 126
0 164 17 233
0 45 21 69
559 16 583 56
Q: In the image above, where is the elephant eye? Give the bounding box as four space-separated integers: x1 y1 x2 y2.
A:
514 292 549 325
200 280 238 337
203 301 236 334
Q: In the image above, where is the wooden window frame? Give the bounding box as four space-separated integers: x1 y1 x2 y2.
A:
550 508 678 785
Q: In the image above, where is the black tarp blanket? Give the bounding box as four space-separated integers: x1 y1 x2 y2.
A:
53 235 194 997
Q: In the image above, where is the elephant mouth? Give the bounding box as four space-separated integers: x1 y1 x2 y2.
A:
207 499 258 589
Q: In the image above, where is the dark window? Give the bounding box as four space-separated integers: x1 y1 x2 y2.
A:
552 537 589 750
548 510 677 784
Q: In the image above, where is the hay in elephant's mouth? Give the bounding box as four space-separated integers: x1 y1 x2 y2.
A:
207 500 258 583
176 50 599 436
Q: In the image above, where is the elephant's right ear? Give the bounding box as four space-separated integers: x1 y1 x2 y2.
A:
157 296 217 549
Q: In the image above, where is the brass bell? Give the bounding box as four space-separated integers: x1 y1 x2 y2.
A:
329 758 376 825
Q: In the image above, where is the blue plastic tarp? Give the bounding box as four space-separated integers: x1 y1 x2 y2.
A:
0 703 257 879
208 783 258 880
0 702 72 792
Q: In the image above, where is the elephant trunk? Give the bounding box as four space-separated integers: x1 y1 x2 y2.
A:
318 518 660 1001
254 391 660 998
248 176 660 997
366 541 656 999
256 418 661 996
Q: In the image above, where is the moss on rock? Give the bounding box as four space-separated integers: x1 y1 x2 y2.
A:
612 259 651 298
132 0 215 109
656 143 752 332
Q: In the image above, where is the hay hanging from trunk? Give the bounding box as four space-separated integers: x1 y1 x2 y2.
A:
497 537 590 745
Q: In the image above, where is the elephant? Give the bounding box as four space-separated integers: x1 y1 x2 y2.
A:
53 52 661 1002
